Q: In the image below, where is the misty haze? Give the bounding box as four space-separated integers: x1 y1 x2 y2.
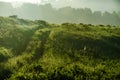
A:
0 0 120 80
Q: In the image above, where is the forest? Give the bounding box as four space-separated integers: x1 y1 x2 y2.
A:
0 2 120 26
0 16 120 80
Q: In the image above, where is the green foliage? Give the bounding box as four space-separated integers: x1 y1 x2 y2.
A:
9 15 18 19
0 47 12 62
0 67 12 80
0 16 120 80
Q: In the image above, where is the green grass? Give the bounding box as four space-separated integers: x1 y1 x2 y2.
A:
0 16 120 80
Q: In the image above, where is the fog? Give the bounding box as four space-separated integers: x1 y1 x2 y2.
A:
50 0 120 12
0 0 119 12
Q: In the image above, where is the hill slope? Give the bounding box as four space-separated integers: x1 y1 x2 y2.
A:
0 17 120 80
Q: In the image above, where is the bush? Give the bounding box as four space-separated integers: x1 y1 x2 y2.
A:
0 47 12 62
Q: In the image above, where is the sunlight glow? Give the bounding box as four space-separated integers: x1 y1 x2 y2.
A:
0 0 118 12
0 0 61 8
0 0 41 4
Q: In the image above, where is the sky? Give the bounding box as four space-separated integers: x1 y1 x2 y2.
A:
0 0 119 12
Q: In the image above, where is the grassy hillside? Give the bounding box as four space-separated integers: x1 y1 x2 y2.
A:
0 16 120 80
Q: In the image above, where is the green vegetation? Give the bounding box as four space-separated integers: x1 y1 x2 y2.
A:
0 16 120 80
